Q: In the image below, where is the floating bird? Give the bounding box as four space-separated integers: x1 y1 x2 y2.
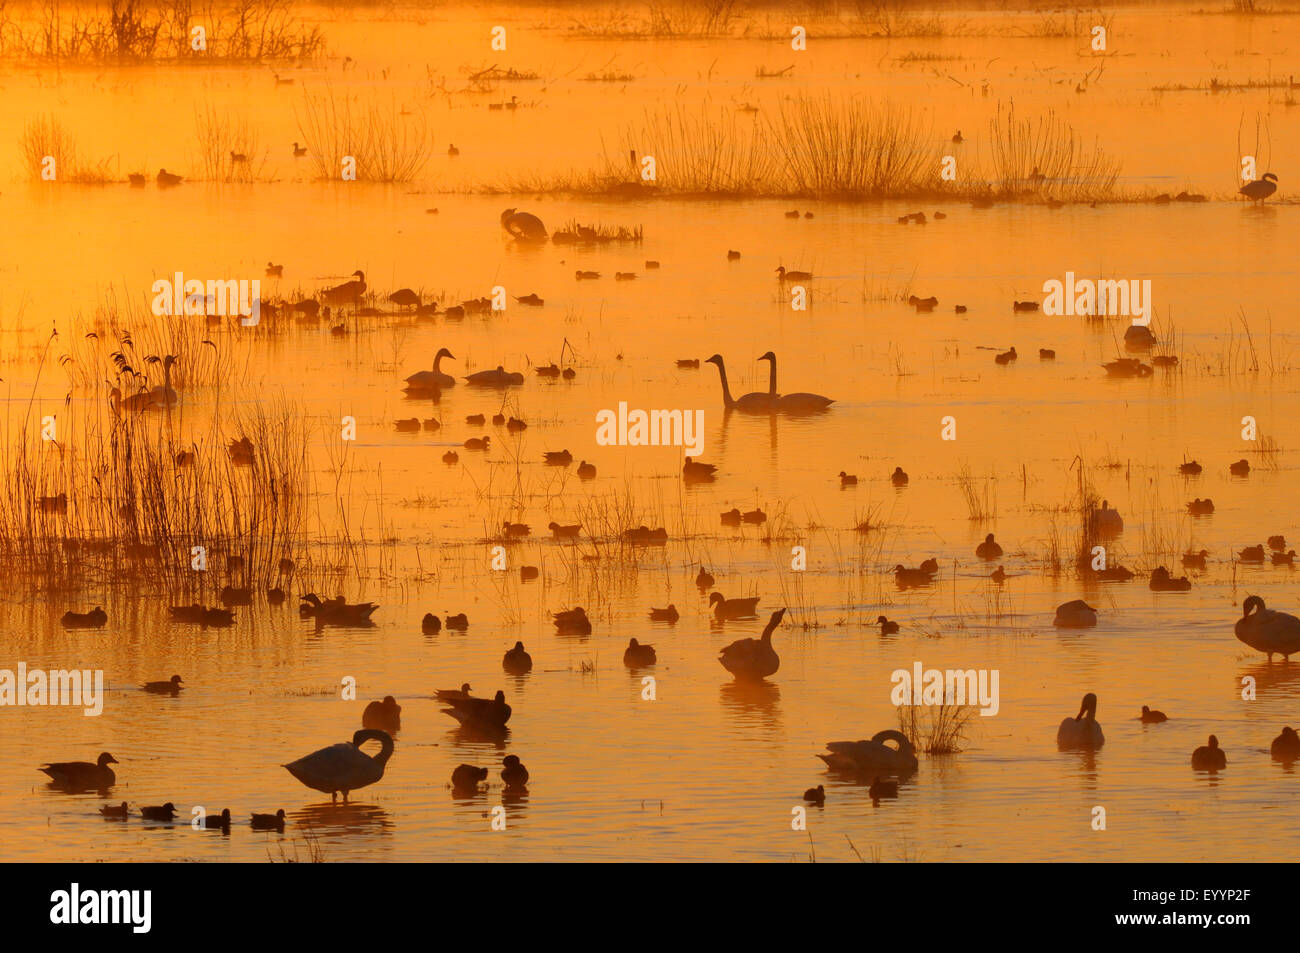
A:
775 266 812 282
265 262 283 277
128 173 146 187
1039 348 1055 359
1240 544 1266 562
451 764 489 794
292 142 307 157
1182 550 1209 570
203 808 233 830
710 591 759 620
1273 550 1297 566
142 674 184 695
683 457 717 481
1239 172 1278 204
321 270 366 305
696 566 715 589
156 169 183 187
514 293 544 307
1230 459 1251 476
1187 498 1214 516
548 521 581 539
721 508 742 527
500 208 547 242
991 565 1007 583
869 778 899 801
362 696 401 733
40 752 117 789
624 525 668 544
502 520 529 537
803 785 825 805
447 143 459 157
439 689 511 731
727 250 741 260
552 607 591 634
893 565 933 588
839 471 857 486
1140 705 1167 724
61 606 107 629
719 608 785 679
1178 460 1202 475
624 638 658 666
1054 599 1097 628
951 130 964 143
100 802 130 819
503 642 533 674
1191 735 1226 771
299 593 378 625
1094 500 1124 534
140 803 177 821
229 150 248 163
388 288 420 310
1057 693 1104 748
544 449 573 466
757 351 834 413
705 354 776 413
877 615 899 635
649 605 679 623
465 436 490 451
994 347 1017 365
284 729 394 801
818 730 919 777
975 533 1003 559
1149 567 1192 591
1271 727 1300 761
1235 595 1300 660
891 467 909 487
250 809 287 831
465 366 524 386
501 755 529 791
446 613 469 630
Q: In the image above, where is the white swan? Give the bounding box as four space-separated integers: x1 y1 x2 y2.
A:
1057 692 1104 748
405 347 455 389
818 730 919 777
284 729 393 802
1235 595 1300 660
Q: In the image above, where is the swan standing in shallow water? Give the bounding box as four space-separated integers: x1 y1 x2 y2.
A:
704 354 775 413
756 351 835 414
1057 693 1104 748
718 608 785 679
818 730 919 778
500 208 548 242
284 729 393 802
405 347 455 390
1235 595 1300 660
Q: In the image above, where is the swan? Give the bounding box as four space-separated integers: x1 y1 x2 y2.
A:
1057 693 1104 748
710 591 760 620
817 730 919 777
405 348 456 389
284 729 394 801
362 696 401 733
1239 172 1278 204
757 351 835 414
1235 595 1300 660
624 638 658 666
501 755 529 790
39 752 117 789
704 354 775 413
719 608 785 679
1053 599 1097 628
500 208 548 242
1271 727 1300 761
1191 735 1226 770
503 641 533 674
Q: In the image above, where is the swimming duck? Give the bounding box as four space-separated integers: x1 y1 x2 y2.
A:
1268 535 1287 551
544 449 573 466
624 526 669 544
1095 564 1134 581
776 266 813 282
839 471 857 486
405 348 456 390
422 613 442 634
265 262 283 278
40 752 117 790
649 605 679 623
1273 549 1297 566
1235 595 1300 660
1182 550 1209 570
442 450 459 464
742 509 766 524
140 802 177 821
515 293 544 306
975 533 1003 560
1057 693 1104 748
818 730 919 777
718 608 785 679
1140 705 1167 723
500 208 547 242
228 436 255 466
1240 545 1266 562
464 436 490 451
61 606 108 629
893 565 933 589
1094 500 1124 534
250 809 287 831
1187 498 1214 516
503 642 533 674
891 467 909 487
284 730 393 801
1239 172 1278 204
1230 459 1251 476
204 808 233 830
803 784 825 805
520 565 539 581
869 778 900 800
552 607 592 634
877 615 899 635
220 586 253 606
446 613 469 630
624 638 658 666
1271 727 1300 761
721 508 742 527
502 520 529 537
991 565 1007 583
142 674 184 695
1149 567 1192 591
439 689 511 731
704 354 776 413
918 558 939 574
1102 358 1152 378
1179 460 1202 475
299 593 378 626
451 764 490 794
696 566 715 589
1053 599 1097 627
994 347 1017 365
362 696 402 733
548 521 581 539
683 457 717 481
100 801 130 819
464 366 524 387
727 249 741 260
156 168 183 187
1012 301 1039 312
710 591 760 620
1191 735 1226 770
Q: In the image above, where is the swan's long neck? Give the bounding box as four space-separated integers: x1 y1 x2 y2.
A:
433 352 445 372
764 356 777 396
355 729 395 765
712 361 736 408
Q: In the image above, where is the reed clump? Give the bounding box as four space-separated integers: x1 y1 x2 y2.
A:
296 88 433 183
18 115 117 184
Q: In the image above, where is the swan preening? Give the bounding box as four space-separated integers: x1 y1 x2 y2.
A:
704 353 834 415
284 729 393 802
818 730 919 778
1235 595 1300 660
1057 693 1104 748
500 208 547 242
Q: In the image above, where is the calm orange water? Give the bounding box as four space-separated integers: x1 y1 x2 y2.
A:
3 2 1300 862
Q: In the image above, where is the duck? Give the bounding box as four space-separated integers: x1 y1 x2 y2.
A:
1149 567 1192 591
544 449 573 466
649 605 679 623
514 293 544 307
1269 535 1287 551
362 696 402 733
520 565 539 581
203 808 233 830
803 784 825 805
40 752 118 789
1054 599 1097 628
818 730 919 777
128 173 146 187
1191 735 1226 770
100 801 130 819
284 730 393 801
975 533 1003 560
696 566 715 589
156 168 183 187
756 351 835 414
61 606 108 629
1187 498 1214 516
229 150 248 162
220 586 253 606
228 436 255 466
1012 300 1039 312
1240 544 1266 562
321 270 366 305
446 613 469 630
422 613 442 634
624 638 658 666
486 756 529 795
502 520 529 537
1274 550 1298 566
574 270 601 280
951 130 964 143
721 508 742 527
464 366 524 387
742 508 766 524
727 249 741 260
140 803 177 821
250 809 287 831
548 521 581 539
1094 500 1124 534
299 593 378 626
443 450 459 464
142 674 184 695
446 143 459 157
503 642 533 674
1039 348 1055 359
838 471 857 486
464 436 490 451
683 457 717 481
710 591 760 620
552 607 592 634
1271 727 1300 761
624 525 668 544
265 262 283 278
500 208 547 242
893 565 933 589
1235 595 1300 660
676 358 698 368
1102 358 1152 378
877 615 899 635
994 347 1017 365
775 266 813 282
1230 458 1251 476
1140 705 1168 724
577 460 597 480
1239 172 1278 204
1182 549 1209 570
1057 693 1104 748
1095 564 1134 581
1179 460 1202 475
991 565 1007 583
919 558 939 574
891 467 909 487
704 354 776 413
439 689 511 731
719 608 785 679
451 764 490 794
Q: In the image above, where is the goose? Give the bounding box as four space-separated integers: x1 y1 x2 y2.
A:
683 457 717 481
100 802 130 819
362 696 401 733
548 521 581 539
624 638 658 666
39 752 117 789
756 351 835 413
1053 599 1097 628
465 366 524 387
649 605 679 623
775 266 813 282
710 591 759 620
387 288 421 310
501 755 530 791
140 803 177 821
321 270 366 305
1235 595 1300 660
292 141 307 156
1182 549 1209 570
1239 172 1278 204
1271 727 1300 761
1149 567 1192 591
439 689 511 730
451 764 489 794
839 471 857 486
719 608 785 679
1230 459 1251 476
142 674 184 695
803 784 825 805
1057 693 1104 748
503 641 533 674
552 607 591 634
877 615 899 635
696 566 715 589
265 262 283 277
109 386 156 415
61 606 107 629
893 565 933 589
156 168 183 187
284 729 394 801
250 809 287 831
975 533 1003 560
500 208 547 242
891 467 909 486
1191 735 1226 770
1140 705 1168 723
204 808 233 830
704 355 774 413
818 730 919 777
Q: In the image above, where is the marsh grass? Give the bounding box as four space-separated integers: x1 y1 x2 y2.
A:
898 702 976 754
194 106 267 183
18 114 117 184
954 464 996 522
297 88 433 183
987 105 1120 202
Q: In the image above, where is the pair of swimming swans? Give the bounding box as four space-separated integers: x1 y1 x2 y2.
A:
706 353 834 415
